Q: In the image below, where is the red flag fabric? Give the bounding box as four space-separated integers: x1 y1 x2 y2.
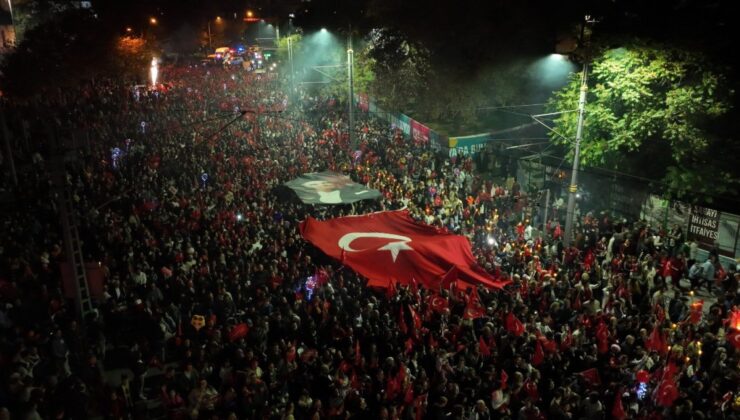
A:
655 379 679 407
386 376 400 400
299 210 510 291
479 336 491 357
654 304 666 324
541 336 557 354
612 392 627 420
578 368 601 387
228 323 249 342
728 330 740 351
386 280 397 299
428 293 449 313
354 340 362 366
500 370 509 390
397 362 406 385
596 321 610 354
645 326 667 355
440 266 459 290
661 362 679 381
464 289 487 320
399 306 409 335
405 337 415 354
409 305 423 330
532 340 544 366
413 394 427 420
505 312 525 336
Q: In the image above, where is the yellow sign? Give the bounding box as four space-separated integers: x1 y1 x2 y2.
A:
569 184 577 193
448 137 458 148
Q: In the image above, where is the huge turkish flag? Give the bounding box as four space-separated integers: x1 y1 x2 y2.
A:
299 210 509 290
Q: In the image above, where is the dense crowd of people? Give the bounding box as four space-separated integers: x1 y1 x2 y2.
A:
0 65 739 420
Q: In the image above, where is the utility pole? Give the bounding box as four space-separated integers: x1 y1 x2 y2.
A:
563 18 591 247
542 188 550 238
208 21 212 50
287 36 295 93
347 28 355 149
0 108 18 186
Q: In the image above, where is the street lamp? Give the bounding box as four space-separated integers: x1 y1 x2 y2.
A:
149 17 158 25
208 17 222 50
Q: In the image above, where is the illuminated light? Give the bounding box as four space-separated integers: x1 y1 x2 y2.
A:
671 323 677 329
126 27 132 32
698 349 702 355
247 10 254 18
730 307 740 331
636 382 648 400
289 13 295 18
689 290 694 296
150 57 158 86
685 356 690 363
236 213 243 221
320 28 327 32
149 17 157 24
487 237 494 245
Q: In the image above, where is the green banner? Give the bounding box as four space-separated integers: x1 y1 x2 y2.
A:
448 133 491 148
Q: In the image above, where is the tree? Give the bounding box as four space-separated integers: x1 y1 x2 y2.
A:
365 28 430 115
1 8 159 97
6 0 71 44
548 41 738 201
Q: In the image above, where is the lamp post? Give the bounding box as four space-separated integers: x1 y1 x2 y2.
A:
207 21 212 50
563 17 593 247
287 36 295 92
347 30 355 149
6 0 13 30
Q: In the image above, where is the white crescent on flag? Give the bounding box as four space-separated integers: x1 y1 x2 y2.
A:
338 232 414 263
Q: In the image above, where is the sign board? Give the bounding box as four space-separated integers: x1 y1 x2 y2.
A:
688 205 720 247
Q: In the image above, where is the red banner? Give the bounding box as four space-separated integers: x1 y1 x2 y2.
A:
299 210 508 291
410 120 430 144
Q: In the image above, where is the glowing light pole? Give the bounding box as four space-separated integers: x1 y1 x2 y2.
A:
347 30 355 149
150 57 159 86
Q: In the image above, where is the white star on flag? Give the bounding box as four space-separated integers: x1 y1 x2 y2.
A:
378 241 414 262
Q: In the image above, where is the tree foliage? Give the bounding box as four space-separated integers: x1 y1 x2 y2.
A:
365 28 430 115
1 8 158 97
548 41 738 201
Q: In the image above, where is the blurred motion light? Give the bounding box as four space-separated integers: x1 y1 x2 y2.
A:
150 57 158 86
